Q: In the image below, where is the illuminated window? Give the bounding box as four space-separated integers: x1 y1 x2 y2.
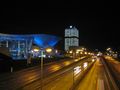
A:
65 26 79 51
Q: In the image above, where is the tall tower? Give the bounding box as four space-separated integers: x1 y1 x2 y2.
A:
64 26 79 51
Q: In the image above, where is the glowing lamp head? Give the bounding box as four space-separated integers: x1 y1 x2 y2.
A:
69 51 73 54
85 52 87 55
88 53 91 55
76 51 79 54
107 48 111 51
45 48 52 53
33 49 39 52
80 52 83 54
55 50 58 53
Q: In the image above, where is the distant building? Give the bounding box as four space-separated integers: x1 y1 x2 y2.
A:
0 33 60 59
64 26 79 51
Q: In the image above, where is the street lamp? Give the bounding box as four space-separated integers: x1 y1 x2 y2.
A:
33 48 39 52
107 48 111 51
40 47 52 90
40 49 44 90
85 52 87 55
76 51 79 54
69 50 73 54
80 52 83 54
45 48 52 53
27 47 40 65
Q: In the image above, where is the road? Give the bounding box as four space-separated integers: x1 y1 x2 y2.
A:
104 56 120 89
74 56 119 90
0 56 88 90
22 57 94 90
0 56 119 90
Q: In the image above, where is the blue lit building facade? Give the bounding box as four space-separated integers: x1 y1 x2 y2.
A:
0 33 60 60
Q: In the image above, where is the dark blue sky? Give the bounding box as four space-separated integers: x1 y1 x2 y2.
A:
1 2 120 50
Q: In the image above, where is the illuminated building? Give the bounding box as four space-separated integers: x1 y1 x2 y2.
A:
64 26 79 51
0 33 60 59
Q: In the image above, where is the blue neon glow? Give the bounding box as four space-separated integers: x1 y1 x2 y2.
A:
34 36 44 47
0 33 61 60
0 33 60 48
33 34 60 48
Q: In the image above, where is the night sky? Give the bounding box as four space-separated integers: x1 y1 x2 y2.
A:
1 2 120 51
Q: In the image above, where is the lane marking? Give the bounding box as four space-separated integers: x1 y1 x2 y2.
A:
97 79 104 90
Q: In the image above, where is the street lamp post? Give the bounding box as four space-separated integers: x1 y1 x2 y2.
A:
73 67 75 86
40 47 52 90
40 49 44 90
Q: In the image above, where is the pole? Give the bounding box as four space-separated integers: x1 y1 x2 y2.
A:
41 50 43 90
73 67 74 86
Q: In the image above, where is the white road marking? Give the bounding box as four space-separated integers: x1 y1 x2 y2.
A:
97 79 104 90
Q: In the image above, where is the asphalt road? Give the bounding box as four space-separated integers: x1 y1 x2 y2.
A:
0 56 88 90
1 56 118 90
22 57 93 90
104 56 120 89
75 56 119 90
